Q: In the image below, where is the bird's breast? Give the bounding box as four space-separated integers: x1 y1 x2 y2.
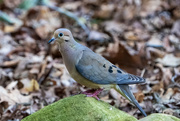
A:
59 43 114 89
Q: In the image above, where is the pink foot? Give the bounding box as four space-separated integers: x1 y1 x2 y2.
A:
82 89 103 100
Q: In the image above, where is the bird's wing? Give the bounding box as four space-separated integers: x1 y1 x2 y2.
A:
75 49 145 85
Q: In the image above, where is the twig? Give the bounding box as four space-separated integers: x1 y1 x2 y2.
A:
170 74 180 88
19 0 90 34
46 5 90 34
0 10 15 25
38 66 53 85
140 68 146 78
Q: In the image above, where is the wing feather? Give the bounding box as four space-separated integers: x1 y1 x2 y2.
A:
75 49 145 85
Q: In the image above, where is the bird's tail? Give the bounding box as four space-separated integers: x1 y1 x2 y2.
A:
114 84 147 117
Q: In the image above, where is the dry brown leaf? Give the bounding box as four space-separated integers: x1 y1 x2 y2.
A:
25 6 61 39
171 20 180 37
61 1 81 10
169 34 180 50
156 54 180 67
163 108 174 115
146 35 163 47
103 40 146 73
35 24 50 39
134 92 145 103
163 36 175 52
84 0 99 5
124 31 139 41
87 30 110 45
93 4 115 19
3 0 21 8
172 92 180 102
103 21 125 36
44 87 58 104
0 35 16 56
20 78 39 94
141 0 162 17
152 81 164 92
3 19 23 33
146 47 165 59
2 59 19 67
161 88 174 103
0 86 31 106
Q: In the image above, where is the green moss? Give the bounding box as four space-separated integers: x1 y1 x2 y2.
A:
140 113 180 121
22 94 137 121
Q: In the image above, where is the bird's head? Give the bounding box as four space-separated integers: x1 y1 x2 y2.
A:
48 28 73 44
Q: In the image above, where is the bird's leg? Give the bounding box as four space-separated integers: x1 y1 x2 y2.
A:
82 89 103 100
82 89 96 94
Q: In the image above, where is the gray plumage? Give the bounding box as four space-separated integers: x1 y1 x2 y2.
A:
76 48 145 85
49 28 147 117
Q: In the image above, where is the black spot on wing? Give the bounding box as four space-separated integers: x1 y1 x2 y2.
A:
112 65 117 68
65 40 69 42
108 66 113 73
103 64 106 68
109 66 112 70
117 70 122 73
109 70 113 73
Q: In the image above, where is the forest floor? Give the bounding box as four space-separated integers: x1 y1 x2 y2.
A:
0 0 180 120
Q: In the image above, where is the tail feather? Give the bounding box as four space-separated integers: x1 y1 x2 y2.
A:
115 85 147 117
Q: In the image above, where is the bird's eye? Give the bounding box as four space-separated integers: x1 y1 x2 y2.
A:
58 33 64 37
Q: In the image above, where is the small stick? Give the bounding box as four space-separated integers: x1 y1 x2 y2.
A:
47 5 90 34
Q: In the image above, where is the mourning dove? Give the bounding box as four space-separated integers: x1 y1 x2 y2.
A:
48 28 147 116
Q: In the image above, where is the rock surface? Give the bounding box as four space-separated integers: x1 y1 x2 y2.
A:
140 113 180 121
22 94 137 121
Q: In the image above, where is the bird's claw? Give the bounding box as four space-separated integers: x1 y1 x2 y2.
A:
82 88 103 100
86 94 100 100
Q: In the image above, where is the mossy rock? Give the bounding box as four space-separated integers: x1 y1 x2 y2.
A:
140 113 180 121
22 94 137 121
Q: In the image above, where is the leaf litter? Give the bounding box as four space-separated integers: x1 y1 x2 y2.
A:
0 0 180 120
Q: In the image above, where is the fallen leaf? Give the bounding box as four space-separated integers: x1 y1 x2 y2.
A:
20 78 39 94
163 108 174 115
1 59 20 67
140 0 162 17
0 86 31 106
161 88 174 103
103 40 147 74
146 35 163 48
87 30 111 45
103 21 125 36
134 92 145 103
156 54 180 67
93 4 115 19
171 20 180 37
61 1 81 11
124 31 139 41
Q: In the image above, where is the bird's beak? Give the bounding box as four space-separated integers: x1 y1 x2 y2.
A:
48 38 55 44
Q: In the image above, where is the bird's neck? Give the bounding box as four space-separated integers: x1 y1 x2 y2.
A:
58 41 82 74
